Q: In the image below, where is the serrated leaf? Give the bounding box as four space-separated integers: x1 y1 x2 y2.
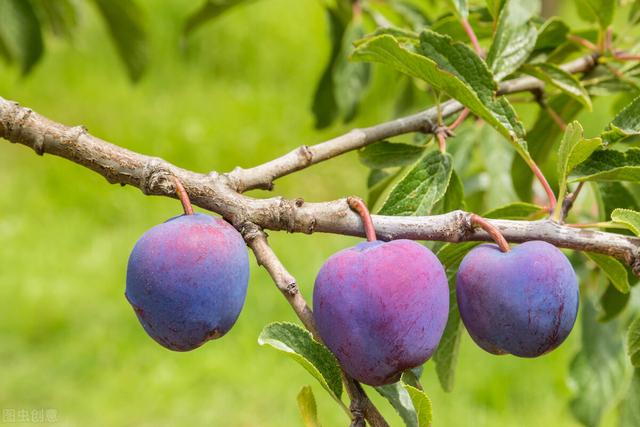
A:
620 370 640 426
575 0 615 29
628 316 640 368
446 0 469 19
359 141 425 169
378 150 453 216
611 209 640 236
522 64 592 109
312 7 347 129
297 386 320 427
584 253 631 293
569 296 628 427
182 0 253 37
404 385 432 427
486 0 539 81
258 322 343 399
570 148 640 183
352 32 528 158
511 94 583 201
375 382 418 427
93 0 148 81
533 17 570 51
0 0 44 75
597 284 629 322
334 18 371 122
601 95 640 145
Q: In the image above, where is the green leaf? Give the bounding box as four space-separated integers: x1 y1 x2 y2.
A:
597 284 629 322
433 169 465 214
358 141 425 169
511 94 583 201
485 0 506 18
404 385 432 427
378 150 453 216
630 0 640 25
352 31 529 159
482 201 547 220
334 18 370 122
258 322 343 399
596 183 640 221
486 0 540 81
368 169 401 209
93 0 148 81
522 64 592 109
375 382 418 427
584 253 631 293
575 0 615 29
611 209 640 236
433 273 463 392
533 17 570 52
297 386 320 427
628 316 640 367
446 0 469 19
32 0 77 38
570 148 640 183
620 370 640 427
569 296 628 427
601 95 640 145
557 122 601 183
0 0 44 75
182 0 253 37
556 122 602 210
312 7 347 129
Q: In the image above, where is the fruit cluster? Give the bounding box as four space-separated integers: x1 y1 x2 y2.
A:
125 185 578 386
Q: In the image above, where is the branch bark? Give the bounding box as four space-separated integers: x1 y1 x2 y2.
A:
2 94 639 274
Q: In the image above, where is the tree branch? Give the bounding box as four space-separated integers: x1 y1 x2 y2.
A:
2 94 639 276
227 53 599 192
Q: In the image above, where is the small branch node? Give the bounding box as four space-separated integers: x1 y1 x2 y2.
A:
65 125 87 144
141 158 171 195
277 197 298 233
297 145 313 165
285 281 299 296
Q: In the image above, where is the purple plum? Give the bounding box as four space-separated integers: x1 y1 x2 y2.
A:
313 239 449 386
456 241 578 357
126 213 249 351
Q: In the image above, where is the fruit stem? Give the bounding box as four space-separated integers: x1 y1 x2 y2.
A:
347 197 377 242
172 176 194 215
470 214 510 253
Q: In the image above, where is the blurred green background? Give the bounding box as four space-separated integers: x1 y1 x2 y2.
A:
0 1 628 426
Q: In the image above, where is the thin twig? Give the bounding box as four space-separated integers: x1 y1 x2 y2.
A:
227 54 600 192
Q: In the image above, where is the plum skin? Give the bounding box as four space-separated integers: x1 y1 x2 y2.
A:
126 213 249 351
456 241 578 357
313 239 449 386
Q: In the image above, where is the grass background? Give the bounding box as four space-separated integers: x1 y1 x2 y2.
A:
0 1 630 426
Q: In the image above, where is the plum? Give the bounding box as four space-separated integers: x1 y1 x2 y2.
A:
126 213 249 351
313 239 449 386
456 241 578 357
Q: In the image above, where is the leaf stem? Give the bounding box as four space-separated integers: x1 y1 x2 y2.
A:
470 214 510 252
172 176 194 215
527 159 557 214
347 197 377 242
461 19 482 55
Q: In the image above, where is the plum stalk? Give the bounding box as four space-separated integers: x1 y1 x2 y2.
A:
470 214 511 253
172 176 194 215
347 197 377 242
